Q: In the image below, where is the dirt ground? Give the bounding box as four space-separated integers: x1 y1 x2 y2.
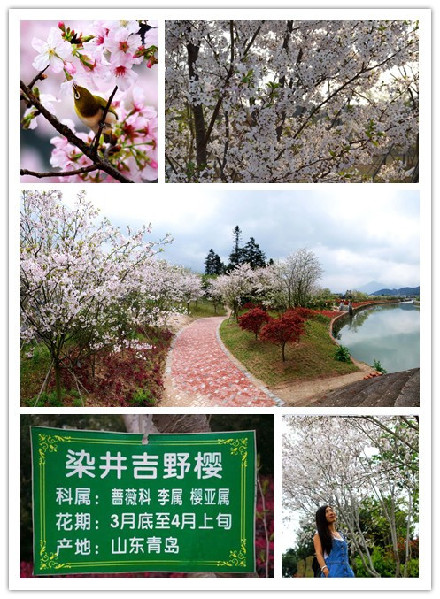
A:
266 359 375 406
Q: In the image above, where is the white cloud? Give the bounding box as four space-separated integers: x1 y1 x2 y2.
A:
60 186 420 289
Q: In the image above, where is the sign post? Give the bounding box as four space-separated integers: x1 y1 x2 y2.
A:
31 426 256 575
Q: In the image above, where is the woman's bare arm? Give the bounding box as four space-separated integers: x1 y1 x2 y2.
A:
313 533 329 577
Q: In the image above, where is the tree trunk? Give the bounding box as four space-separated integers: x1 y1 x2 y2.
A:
403 490 413 577
338 502 379 577
378 491 400 577
390 498 401 577
54 358 62 402
187 42 207 171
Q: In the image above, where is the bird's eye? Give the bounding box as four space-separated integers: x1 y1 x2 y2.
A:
74 89 80 100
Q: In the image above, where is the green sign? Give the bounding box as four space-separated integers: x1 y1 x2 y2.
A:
31 426 256 575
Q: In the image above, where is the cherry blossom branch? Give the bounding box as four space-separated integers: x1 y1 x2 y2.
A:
20 165 99 179
276 21 294 142
203 20 237 146
219 111 230 181
351 415 418 452
165 154 178 174
91 85 118 157
203 21 264 157
27 66 49 91
20 80 134 183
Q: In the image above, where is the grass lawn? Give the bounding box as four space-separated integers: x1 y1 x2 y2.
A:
20 344 54 406
220 316 359 387
189 298 227 318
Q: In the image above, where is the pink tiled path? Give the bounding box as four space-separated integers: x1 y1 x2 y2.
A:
164 317 279 407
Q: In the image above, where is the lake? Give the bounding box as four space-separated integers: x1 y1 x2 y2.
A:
334 303 420 373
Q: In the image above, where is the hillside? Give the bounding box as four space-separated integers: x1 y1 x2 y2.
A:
370 286 420 297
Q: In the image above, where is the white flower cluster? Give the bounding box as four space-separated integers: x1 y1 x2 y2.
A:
166 20 419 182
20 191 205 364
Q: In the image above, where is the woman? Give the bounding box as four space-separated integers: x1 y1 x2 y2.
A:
313 505 355 578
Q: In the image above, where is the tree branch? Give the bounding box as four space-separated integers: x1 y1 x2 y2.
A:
20 80 134 183
276 20 294 142
91 85 118 157
20 165 99 179
27 66 50 92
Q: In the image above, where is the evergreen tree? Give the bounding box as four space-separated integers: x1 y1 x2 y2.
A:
243 237 266 269
228 226 245 269
233 225 242 253
214 253 224 274
205 249 223 275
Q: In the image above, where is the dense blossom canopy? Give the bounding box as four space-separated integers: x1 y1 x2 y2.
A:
20 191 203 383
166 20 419 182
283 415 419 577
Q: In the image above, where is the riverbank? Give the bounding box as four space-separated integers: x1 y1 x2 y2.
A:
218 304 406 406
311 367 420 407
328 300 400 340
330 299 419 375
267 358 375 406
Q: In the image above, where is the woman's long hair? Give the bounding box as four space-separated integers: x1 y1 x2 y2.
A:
315 505 333 557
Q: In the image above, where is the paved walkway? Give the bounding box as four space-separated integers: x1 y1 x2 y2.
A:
161 317 281 407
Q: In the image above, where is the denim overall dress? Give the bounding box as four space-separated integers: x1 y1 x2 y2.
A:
321 535 355 578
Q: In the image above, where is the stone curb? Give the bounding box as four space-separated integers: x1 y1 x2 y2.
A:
216 317 284 407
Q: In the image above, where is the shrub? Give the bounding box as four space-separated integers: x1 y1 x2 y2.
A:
242 301 262 311
353 546 395 577
32 388 68 407
373 359 387 374
260 310 306 362
129 387 157 407
238 308 270 340
335 345 352 362
312 312 331 325
291 307 314 320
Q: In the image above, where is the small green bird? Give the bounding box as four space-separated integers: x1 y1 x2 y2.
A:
72 83 118 139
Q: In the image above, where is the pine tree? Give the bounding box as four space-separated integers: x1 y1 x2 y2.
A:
243 237 266 269
205 249 224 275
228 226 245 269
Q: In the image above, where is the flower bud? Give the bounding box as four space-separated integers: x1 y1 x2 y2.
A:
65 61 76 75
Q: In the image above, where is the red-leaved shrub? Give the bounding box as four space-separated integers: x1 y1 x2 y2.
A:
238 307 270 339
260 310 306 361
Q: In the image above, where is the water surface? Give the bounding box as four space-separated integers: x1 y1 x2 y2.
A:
335 303 420 373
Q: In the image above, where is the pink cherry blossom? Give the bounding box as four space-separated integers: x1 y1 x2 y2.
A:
81 20 111 57
21 20 159 183
105 27 143 65
107 52 138 91
143 23 158 48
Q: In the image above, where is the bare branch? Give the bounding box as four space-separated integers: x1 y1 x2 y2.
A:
20 165 99 179
91 85 119 157
20 80 134 183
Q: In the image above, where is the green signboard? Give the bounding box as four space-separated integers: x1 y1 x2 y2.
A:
31 426 256 575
